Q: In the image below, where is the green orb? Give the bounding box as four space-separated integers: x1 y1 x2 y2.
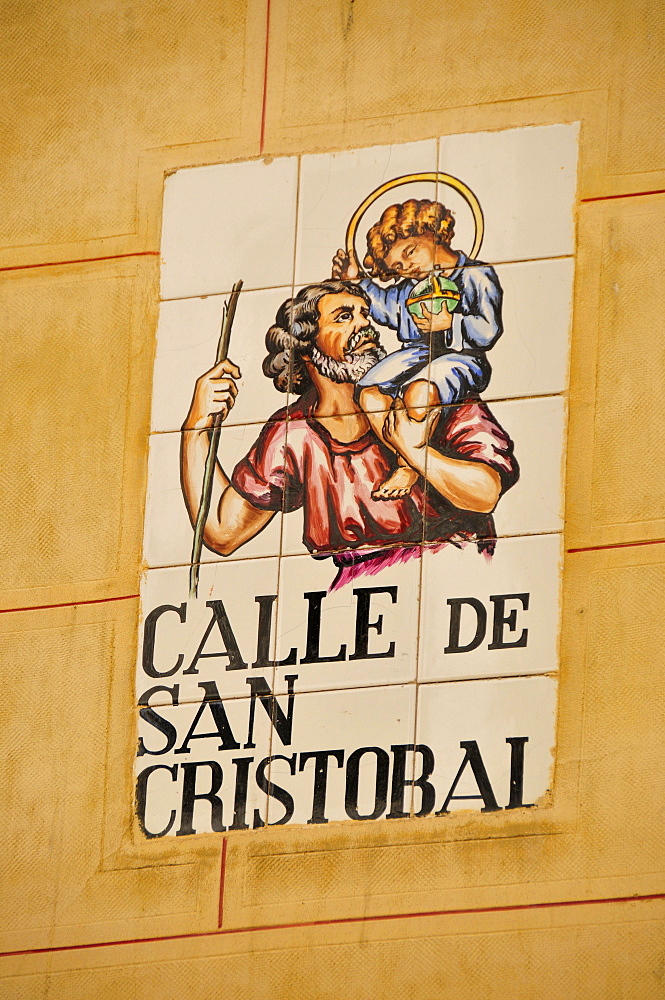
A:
406 273 460 320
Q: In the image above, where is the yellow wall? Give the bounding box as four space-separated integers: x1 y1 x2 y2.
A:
1 1 664 996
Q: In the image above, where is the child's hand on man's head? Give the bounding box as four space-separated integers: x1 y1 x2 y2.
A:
332 249 360 281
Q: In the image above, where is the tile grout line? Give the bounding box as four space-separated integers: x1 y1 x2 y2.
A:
153 391 569 436
157 255 576 303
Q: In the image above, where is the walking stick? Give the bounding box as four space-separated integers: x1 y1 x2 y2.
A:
189 279 243 598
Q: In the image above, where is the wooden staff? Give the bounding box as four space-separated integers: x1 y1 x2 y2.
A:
189 279 243 598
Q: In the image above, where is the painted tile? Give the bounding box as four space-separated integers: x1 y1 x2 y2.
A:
295 139 438 288
272 550 421 695
143 426 283 569
281 395 565 556
136 559 280 707
279 408 427 558
415 675 557 814
418 533 561 683
480 257 573 403
160 157 298 300
266 685 417 826
420 393 565 545
150 287 293 434
438 123 579 263
489 394 566 538
138 128 577 838
135 694 272 837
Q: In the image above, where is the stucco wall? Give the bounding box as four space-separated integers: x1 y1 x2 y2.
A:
1 1 664 996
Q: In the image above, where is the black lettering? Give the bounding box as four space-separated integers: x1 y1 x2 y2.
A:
255 754 297 826
387 744 436 819
488 594 530 650
444 598 487 654
252 595 297 668
299 749 344 824
436 741 500 814
345 746 389 820
299 591 347 664
505 736 533 809
349 587 397 660
136 684 180 756
228 756 254 830
183 599 247 674
176 761 225 835
142 603 186 678
244 674 298 749
175 681 240 753
135 763 178 838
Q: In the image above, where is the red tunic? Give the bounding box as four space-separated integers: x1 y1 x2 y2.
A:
232 392 518 556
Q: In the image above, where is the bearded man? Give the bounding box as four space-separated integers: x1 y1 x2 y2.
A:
180 280 519 588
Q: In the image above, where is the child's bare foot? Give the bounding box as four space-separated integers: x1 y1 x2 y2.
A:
372 465 419 500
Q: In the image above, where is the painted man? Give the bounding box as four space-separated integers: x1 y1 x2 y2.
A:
180 281 518 589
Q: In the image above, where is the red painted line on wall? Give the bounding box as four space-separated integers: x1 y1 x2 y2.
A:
580 188 665 204
567 538 665 554
218 838 228 928
2 891 664 960
0 593 139 615
259 0 272 154
0 251 160 274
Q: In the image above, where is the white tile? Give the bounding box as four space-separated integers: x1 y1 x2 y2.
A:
150 288 293 434
135 695 272 837
143 427 283 568
136 560 280 706
267 685 417 826
416 675 557 813
160 157 298 299
272 551 421 694
295 139 438 287
482 257 573 402
438 123 579 263
418 533 561 683
489 394 566 538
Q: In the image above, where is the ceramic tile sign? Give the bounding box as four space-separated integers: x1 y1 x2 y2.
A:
136 125 577 838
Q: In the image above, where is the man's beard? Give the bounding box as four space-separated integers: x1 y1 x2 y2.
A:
309 329 386 384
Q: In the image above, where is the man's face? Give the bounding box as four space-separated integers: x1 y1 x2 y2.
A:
382 234 438 278
315 292 375 361
309 291 385 385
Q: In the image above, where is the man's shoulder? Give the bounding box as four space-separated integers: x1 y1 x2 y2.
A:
440 400 510 444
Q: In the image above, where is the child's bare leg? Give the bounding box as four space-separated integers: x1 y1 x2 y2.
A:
359 385 395 446
402 378 441 421
372 380 441 500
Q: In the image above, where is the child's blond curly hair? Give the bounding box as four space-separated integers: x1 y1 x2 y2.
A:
363 199 455 278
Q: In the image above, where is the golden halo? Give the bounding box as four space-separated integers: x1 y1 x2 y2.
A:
345 172 484 276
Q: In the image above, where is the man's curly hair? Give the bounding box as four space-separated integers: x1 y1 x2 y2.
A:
364 199 455 279
263 281 370 395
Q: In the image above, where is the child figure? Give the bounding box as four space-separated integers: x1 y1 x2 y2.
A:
332 198 503 500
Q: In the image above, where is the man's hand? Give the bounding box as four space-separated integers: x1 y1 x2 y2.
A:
332 248 360 281
183 358 241 430
382 398 438 469
412 303 453 334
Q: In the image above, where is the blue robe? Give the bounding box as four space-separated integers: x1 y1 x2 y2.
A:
358 252 503 405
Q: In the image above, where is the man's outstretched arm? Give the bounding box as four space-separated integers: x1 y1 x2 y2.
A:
382 401 502 514
180 359 275 556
